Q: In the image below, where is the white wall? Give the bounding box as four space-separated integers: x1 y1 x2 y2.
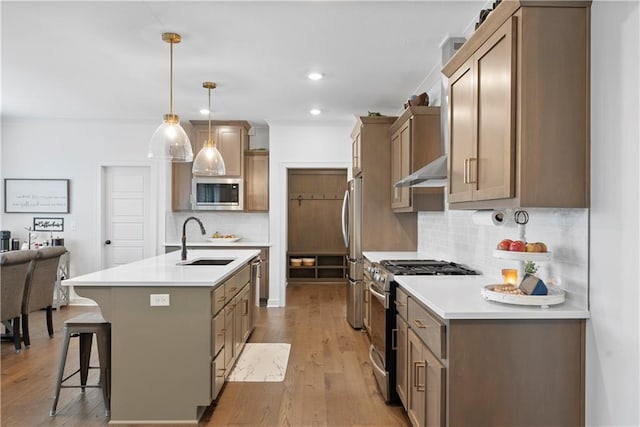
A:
588 2 639 425
0 118 161 277
267 121 352 306
418 208 589 309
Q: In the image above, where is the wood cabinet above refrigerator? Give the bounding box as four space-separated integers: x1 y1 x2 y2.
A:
442 1 591 209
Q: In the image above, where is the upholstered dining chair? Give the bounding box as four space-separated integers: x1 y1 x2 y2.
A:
21 246 67 347
1 250 37 352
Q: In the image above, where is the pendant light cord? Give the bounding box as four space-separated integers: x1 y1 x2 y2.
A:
169 40 174 115
208 87 212 147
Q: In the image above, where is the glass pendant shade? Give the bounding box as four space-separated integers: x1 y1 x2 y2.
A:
147 32 192 162
192 81 226 175
148 114 193 162
192 139 226 175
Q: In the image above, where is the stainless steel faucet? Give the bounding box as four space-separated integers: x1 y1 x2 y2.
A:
181 216 206 261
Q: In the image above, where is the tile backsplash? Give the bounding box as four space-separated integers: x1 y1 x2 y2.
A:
165 212 269 244
418 207 589 308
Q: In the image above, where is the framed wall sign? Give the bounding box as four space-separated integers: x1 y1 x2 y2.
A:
4 179 70 213
33 217 64 232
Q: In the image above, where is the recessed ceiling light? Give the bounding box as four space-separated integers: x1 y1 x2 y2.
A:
308 72 323 81
310 108 322 115
200 108 210 115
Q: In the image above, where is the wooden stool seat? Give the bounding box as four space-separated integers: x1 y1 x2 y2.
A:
50 312 111 417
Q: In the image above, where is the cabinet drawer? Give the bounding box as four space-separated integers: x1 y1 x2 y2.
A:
226 265 250 300
408 298 446 359
212 283 226 315
395 287 409 320
211 310 224 358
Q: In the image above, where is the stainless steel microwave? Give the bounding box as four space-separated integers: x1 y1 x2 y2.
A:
191 177 244 211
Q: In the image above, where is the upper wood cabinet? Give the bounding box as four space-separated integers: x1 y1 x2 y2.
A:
192 120 249 177
443 1 591 209
244 150 269 212
389 107 444 213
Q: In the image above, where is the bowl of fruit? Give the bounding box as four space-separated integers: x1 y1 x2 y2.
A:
493 239 551 261
207 232 241 243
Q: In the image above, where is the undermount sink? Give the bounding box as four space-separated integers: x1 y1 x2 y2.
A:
177 258 235 266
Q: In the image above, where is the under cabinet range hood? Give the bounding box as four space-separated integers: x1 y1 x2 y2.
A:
394 154 448 188
395 36 465 189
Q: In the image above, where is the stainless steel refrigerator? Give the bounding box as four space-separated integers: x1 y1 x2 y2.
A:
342 177 363 329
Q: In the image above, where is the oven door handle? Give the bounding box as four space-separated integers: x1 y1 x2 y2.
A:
368 285 388 309
369 345 387 377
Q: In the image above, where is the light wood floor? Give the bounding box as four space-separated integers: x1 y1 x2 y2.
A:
1 284 409 426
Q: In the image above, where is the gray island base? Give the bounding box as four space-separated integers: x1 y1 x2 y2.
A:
64 249 260 424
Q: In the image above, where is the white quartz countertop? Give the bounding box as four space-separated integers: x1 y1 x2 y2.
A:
63 249 260 287
363 251 428 263
164 241 270 248
363 251 589 320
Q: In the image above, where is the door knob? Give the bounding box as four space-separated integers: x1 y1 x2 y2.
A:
105 240 111 245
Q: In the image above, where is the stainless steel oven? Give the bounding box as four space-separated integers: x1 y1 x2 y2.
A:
367 259 477 404
366 262 397 403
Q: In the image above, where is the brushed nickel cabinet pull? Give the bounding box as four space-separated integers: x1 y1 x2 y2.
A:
391 328 398 350
413 319 427 329
416 362 426 392
468 157 478 184
463 158 469 184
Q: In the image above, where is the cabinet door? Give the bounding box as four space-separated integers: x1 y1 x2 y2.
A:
407 329 425 427
448 57 476 203
396 314 409 410
224 302 235 372
212 310 224 358
245 151 269 212
352 130 362 177
473 17 516 201
240 285 251 342
424 346 446 427
234 293 243 357
391 126 410 209
217 126 243 177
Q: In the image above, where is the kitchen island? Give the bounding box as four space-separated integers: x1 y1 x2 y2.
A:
62 249 260 424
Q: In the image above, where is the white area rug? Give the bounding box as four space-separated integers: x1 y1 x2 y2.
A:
227 343 291 382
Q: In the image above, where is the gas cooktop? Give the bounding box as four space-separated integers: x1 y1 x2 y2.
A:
380 259 478 276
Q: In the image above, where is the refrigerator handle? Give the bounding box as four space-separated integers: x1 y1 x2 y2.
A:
341 189 349 248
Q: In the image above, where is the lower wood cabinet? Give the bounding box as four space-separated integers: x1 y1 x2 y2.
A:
211 264 252 388
398 288 586 427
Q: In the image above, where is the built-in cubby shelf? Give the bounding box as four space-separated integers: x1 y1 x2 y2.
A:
286 252 347 283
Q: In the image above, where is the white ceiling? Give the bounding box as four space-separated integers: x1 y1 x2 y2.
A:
1 1 483 127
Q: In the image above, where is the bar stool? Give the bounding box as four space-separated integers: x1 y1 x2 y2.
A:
50 312 111 417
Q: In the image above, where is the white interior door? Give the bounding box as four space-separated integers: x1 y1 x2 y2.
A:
102 166 153 268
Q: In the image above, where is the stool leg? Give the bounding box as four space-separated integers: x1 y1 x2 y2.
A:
50 327 71 416
46 306 54 337
12 317 21 352
78 333 93 392
96 326 111 417
20 314 30 348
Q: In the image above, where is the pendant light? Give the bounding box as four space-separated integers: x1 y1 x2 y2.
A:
192 82 226 175
148 32 193 162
